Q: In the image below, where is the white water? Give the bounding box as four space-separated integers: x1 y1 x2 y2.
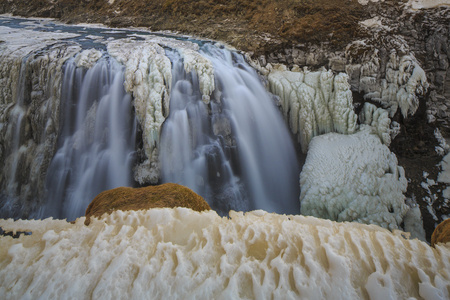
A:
160 46 300 215
42 57 137 220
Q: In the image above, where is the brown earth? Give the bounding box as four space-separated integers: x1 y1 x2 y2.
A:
84 183 211 225
0 0 370 56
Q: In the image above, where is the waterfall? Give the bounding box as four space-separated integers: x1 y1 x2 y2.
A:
160 45 300 215
0 19 300 220
42 57 137 220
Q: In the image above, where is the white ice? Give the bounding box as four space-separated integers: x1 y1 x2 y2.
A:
300 128 411 231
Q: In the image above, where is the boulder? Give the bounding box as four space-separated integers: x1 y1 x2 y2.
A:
84 183 211 225
431 218 450 247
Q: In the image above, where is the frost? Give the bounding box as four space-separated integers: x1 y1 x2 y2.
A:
300 128 409 230
0 208 449 299
268 67 357 152
360 103 397 146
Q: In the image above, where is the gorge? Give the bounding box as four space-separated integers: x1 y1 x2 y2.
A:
1 0 450 298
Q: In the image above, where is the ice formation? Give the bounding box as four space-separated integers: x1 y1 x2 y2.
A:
359 102 399 146
73 49 103 69
300 128 411 232
178 48 215 104
0 208 449 299
107 40 172 184
268 66 357 152
348 46 428 118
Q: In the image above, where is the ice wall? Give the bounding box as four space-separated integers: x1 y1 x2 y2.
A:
1 208 448 299
300 128 411 232
268 65 357 152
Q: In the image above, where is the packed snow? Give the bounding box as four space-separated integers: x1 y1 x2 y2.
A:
0 208 448 299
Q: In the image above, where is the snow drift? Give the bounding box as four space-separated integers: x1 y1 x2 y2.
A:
0 208 449 299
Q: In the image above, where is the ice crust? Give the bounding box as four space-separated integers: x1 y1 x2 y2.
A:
268 66 357 152
300 128 409 231
0 208 448 299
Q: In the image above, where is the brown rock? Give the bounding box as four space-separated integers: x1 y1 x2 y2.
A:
84 183 211 225
431 218 450 247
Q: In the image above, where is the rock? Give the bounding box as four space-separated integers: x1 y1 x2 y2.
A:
84 183 211 225
431 218 450 247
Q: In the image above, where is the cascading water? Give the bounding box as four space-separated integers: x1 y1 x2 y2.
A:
160 45 300 215
42 56 137 220
0 18 301 220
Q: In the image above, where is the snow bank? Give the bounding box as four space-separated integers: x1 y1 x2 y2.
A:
268 66 357 152
0 208 448 299
300 128 411 231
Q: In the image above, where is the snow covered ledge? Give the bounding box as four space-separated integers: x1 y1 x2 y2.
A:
1 208 449 299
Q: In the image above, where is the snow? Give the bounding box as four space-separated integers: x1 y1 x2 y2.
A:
406 0 450 10
268 66 357 152
300 128 410 231
359 17 392 31
0 208 448 299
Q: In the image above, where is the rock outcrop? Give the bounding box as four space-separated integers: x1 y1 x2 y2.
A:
84 183 211 225
431 218 450 247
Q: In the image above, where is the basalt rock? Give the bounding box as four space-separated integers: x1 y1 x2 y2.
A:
84 183 211 225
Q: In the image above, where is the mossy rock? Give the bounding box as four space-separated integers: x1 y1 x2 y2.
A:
85 183 211 225
431 218 450 247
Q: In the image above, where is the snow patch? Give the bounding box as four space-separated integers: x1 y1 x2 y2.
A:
406 0 450 10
